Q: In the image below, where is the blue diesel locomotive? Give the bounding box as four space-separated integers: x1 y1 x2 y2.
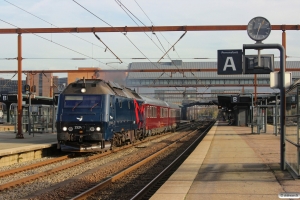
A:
56 78 145 152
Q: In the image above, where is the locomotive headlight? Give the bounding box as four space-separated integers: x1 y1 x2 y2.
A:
62 127 67 131
81 88 86 93
68 127 73 131
96 127 101 131
89 127 95 131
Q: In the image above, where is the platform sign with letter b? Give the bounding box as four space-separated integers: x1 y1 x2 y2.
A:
231 95 240 103
218 50 243 75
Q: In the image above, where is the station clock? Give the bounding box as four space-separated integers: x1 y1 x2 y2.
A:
247 16 271 42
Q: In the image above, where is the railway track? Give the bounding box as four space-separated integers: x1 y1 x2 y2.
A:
0 155 70 179
0 120 214 199
67 120 215 200
0 130 172 192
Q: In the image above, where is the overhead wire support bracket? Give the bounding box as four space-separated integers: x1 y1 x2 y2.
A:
93 32 123 64
157 31 187 63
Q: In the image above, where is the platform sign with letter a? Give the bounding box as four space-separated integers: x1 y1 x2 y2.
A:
217 49 243 75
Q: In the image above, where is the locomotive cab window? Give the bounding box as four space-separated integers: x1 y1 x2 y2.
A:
64 95 102 109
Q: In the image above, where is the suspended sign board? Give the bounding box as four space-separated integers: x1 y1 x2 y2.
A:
244 54 274 74
231 95 240 103
270 72 292 89
217 50 243 75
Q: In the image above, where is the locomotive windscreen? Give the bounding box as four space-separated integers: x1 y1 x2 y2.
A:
64 95 102 109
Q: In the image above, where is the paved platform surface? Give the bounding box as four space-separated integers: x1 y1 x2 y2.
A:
151 121 300 200
0 130 57 156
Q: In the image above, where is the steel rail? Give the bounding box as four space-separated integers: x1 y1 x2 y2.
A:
0 155 70 178
0 148 114 191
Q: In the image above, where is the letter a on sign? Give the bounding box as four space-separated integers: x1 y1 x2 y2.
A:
217 49 243 75
223 57 236 71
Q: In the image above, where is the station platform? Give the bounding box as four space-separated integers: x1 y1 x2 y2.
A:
0 129 57 167
0 131 57 156
151 121 300 200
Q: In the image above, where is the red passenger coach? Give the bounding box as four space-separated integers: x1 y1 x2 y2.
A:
141 96 181 136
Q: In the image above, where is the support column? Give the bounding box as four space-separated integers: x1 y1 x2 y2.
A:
282 30 287 70
254 74 257 105
16 34 23 138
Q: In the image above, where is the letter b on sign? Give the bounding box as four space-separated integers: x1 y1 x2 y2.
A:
231 96 240 103
217 50 243 75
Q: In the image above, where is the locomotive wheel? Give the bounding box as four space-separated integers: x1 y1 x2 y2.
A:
112 133 121 147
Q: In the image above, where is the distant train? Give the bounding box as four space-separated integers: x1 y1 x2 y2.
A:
56 78 181 152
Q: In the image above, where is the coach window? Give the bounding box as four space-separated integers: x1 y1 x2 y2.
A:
128 101 130 109
152 106 154 118
119 100 122 108
151 106 154 118
147 106 149 118
152 106 155 118
160 107 163 118
151 106 153 118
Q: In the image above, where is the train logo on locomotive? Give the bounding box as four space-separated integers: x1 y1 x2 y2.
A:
76 116 83 121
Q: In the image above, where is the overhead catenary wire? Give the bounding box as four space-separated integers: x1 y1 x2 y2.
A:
118 0 193 87
2 0 124 70
115 0 182 71
4 0 105 50
133 0 182 60
0 18 119 69
114 0 187 87
115 0 164 54
72 0 170 73
114 0 172 84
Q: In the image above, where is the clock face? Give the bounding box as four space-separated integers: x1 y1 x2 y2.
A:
247 17 271 41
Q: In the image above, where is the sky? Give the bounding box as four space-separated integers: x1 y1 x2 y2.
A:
0 0 300 80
